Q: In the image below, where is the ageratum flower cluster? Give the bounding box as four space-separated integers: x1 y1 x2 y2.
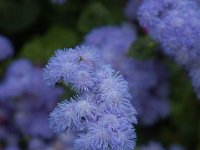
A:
138 0 200 65
0 59 63 141
138 0 200 99
84 25 169 125
44 46 137 150
0 35 14 61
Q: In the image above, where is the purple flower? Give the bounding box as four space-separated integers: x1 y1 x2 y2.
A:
138 0 200 65
137 0 200 100
0 59 63 140
84 25 170 125
45 46 137 150
84 24 136 64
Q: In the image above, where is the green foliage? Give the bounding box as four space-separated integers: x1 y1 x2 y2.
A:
166 60 200 149
77 2 112 33
77 1 124 33
128 36 158 60
20 26 79 64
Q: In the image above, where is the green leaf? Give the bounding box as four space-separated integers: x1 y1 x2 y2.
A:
166 60 200 147
77 2 113 33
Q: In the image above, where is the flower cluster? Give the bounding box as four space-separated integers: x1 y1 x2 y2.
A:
84 24 136 64
44 46 137 150
138 0 200 65
0 35 14 61
84 25 170 125
0 59 63 143
137 0 200 99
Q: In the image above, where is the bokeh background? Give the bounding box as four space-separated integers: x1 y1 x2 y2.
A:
0 0 200 150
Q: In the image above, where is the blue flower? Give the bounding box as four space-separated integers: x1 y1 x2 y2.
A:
138 0 200 100
0 59 63 139
44 46 137 149
49 100 77 133
84 25 170 125
138 0 200 65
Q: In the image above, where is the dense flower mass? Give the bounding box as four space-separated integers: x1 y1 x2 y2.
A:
0 35 14 61
84 25 170 125
138 0 200 65
0 59 63 141
44 46 137 150
137 0 200 99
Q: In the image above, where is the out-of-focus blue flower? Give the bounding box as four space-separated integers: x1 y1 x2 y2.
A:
0 35 14 61
0 59 63 141
84 24 136 64
84 25 170 125
45 46 137 150
138 0 200 65
137 0 200 99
